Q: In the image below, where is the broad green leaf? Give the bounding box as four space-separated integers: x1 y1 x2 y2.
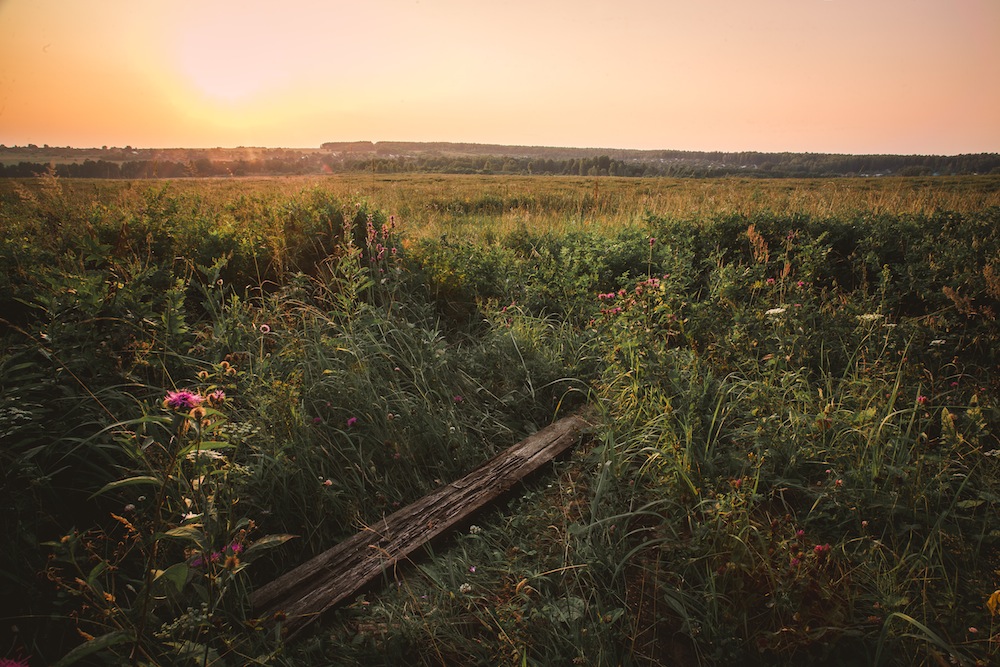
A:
51 630 133 667
956 499 985 509
89 475 161 499
162 524 206 546
154 561 190 593
243 533 297 559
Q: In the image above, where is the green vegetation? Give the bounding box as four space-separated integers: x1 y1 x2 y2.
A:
3 142 999 179
1 174 998 666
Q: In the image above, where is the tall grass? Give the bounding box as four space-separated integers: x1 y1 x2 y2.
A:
1 174 998 665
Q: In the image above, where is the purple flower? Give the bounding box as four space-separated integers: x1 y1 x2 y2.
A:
164 390 203 411
346 416 358 428
208 389 226 407
312 416 323 424
229 542 243 554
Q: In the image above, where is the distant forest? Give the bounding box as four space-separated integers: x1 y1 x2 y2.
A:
2 141 998 179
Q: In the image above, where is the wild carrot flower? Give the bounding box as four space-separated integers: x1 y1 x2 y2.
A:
163 390 203 411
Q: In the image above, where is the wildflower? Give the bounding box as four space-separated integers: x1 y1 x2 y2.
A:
459 583 473 594
206 389 225 407
766 278 776 285
797 281 805 288
163 390 203 411
312 416 323 424
259 324 271 334
469 565 476 573
346 416 358 428
469 525 482 535
857 313 882 322
323 479 333 487
648 237 656 246
987 590 1000 616
228 542 243 554
917 395 928 406
453 395 463 403
765 307 786 317
790 558 801 567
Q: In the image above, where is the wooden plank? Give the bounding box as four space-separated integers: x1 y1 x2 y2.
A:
252 414 587 637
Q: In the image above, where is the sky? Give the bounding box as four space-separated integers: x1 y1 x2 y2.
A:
1 0 998 155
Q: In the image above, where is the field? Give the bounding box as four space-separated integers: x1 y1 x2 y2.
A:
1 173 999 666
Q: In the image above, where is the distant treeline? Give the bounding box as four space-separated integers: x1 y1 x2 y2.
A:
2 142 999 178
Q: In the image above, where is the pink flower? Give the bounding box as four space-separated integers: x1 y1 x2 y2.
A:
648 237 656 246
917 395 928 406
229 542 243 554
453 395 463 403
259 324 271 334
797 281 805 288
164 390 203 411
312 416 323 424
346 416 358 427
208 389 226 407
766 278 776 285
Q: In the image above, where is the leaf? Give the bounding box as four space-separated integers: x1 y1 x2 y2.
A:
51 630 133 667
162 524 206 546
89 475 161 499
243 533 297 559
154 561 190 593
956 499 985 509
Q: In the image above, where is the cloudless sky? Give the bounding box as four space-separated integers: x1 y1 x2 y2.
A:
1 0 998 154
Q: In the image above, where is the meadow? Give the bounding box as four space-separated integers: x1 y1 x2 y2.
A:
1 173 999 666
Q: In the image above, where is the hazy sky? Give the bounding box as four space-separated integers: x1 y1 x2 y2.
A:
1 0 998 154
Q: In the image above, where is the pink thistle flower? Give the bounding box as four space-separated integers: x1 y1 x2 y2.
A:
208 389 226 407
229 542 243 554
164 390 203 411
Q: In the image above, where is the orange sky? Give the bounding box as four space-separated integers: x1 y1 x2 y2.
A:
1 0 998 154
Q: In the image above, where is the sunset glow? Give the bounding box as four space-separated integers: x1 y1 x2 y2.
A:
1 0 998 154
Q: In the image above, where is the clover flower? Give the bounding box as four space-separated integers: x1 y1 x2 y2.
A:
163 390 203 411
208 389 226 407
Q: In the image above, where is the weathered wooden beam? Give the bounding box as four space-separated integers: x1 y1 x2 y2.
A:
251 414 587 637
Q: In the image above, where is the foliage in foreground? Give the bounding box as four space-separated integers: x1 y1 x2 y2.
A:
0 177 998 665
